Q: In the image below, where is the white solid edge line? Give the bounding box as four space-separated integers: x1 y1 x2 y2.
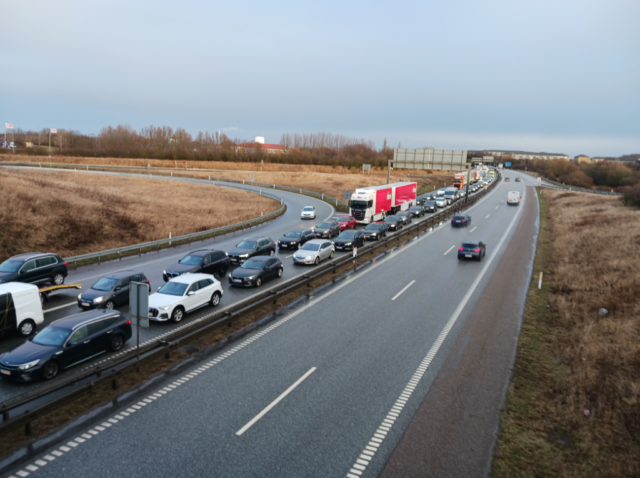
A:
236 367 317 436
44 302 77 313
443 245 455 255
391 280 415 301
344 184 527 477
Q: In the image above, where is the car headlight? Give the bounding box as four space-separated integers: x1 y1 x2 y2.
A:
290 241 297 244
247 275 256 280
371 233 377 236
228 273 232 278
18 359 40 370
345 242 352 246
94 296 104 303
159 305 172 311
163 270 167 275
78 294 82 300
239 254 249 258
306 256 313 260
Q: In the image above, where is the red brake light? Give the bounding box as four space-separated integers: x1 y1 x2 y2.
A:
147 279 150 284
462 219 467 222
125 320 132 325
459 247 464 251
475 248 481 253
63 262 67 267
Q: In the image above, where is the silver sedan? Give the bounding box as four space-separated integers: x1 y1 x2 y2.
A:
292 239 335 266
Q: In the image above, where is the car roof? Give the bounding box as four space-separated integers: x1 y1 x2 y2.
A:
168 273 216 284
284 228 308 233
183 249 221 257
51 309 123 331
241 236 270 241
302 206 315 209
7 252 56 262
246 256 271 261
101 270 144 279
305 239 332 245
462 240 482 246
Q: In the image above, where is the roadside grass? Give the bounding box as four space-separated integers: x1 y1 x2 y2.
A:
0 154 453 202
492 188 640 477
0 168 279 262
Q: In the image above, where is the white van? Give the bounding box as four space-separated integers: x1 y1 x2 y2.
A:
507 191 521 205
0 283 44 337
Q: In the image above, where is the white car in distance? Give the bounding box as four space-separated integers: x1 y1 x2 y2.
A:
148 273 223 323
301 206 316 219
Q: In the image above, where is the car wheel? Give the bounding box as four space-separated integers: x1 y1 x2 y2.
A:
330 251 334 259
255 277 262 287
41 361 59 380
270 249 275 256
18 319 36 337
171 307 184 323
52 273 65 285
277 268 283 278
105 300 115 310
109 334 124 351
314 257 319 265
210 292 221 307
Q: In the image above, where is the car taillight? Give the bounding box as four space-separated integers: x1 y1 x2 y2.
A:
459 247 464 251
462 219 467 222
63 262 67 267
475 248 481 253
125 320 131 325
147 279 150 285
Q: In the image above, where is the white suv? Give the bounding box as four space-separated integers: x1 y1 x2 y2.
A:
148 273 223 323
301 206 316 219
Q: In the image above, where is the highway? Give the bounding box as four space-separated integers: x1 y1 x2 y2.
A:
0 169 483 403
0 171 539 478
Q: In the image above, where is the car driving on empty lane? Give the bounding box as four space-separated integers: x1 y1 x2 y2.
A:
293 239 334 265
148 273 223 323
163 249 230 282
458 240 487 261
451 214 471 228
228 257 283 287
301 206 316 219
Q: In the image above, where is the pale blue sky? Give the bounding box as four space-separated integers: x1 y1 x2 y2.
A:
2 0 639 156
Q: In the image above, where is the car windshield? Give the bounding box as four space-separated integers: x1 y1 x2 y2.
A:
384 217 397 222
237 240 257 249
398 212 409 216
453 216 466 220
284 232 301 238
462 242 479 249
332 218 347 223
158 282 189 296
92 277 118 291
444 191 455 196
301 243 320 251
303 207 314 211
0 260 22 273
179 255 202 265
32 326 71 347
365 224 381 230
242 259 266 270
339 231 357 238
410 207 420 211
316 223 331 229
425 201 435 205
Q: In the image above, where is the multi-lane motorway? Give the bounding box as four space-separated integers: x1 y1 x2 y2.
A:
2 170 540 478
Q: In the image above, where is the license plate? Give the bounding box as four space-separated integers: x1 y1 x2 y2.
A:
336 246 342 249
233 279 242 283
81 302 90 307
1 369 10 375
281 244 287 248
230 259 237 262
465 254 472 258
148 312 153 317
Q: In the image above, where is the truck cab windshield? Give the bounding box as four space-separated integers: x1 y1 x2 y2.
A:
350 200 371 209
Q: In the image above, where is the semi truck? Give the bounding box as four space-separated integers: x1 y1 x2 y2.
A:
470 170 480 183
349 182 417 224
452 173 467 189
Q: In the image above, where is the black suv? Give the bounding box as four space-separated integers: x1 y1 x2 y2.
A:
0 310 132 381
227 237 276 265
78 271 149 310
278 229 315 250
163 249 230 282
0 253 68 286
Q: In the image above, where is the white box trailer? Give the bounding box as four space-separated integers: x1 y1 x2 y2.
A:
349 182 417 224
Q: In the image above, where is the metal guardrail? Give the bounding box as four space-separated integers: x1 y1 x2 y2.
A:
0 175 501 440
207 175 350 210
0 162 287 268
516 170 622 196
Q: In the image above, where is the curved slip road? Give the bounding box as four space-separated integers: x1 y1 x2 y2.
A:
0 173 540 478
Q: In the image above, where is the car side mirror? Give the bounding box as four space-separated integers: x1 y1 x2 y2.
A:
115 287 122 291
187 291 195 296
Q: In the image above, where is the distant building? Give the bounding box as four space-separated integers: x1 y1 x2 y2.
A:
591 157 605 163
575 155 591 164
236 136 286 155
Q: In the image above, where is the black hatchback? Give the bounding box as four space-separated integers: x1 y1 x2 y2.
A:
458 240 486 261
227 237 276 265
333 230 365 251
228 257 283 287
163 249 230 282
409 206 425 218
451 214 471 227
423 200 437 213
383 216 404 231
0 253 68 286
78 271 149 310
0 310 132 381
363 222 387 240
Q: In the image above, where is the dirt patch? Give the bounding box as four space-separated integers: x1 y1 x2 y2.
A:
492 188 640 477
0 168 278 262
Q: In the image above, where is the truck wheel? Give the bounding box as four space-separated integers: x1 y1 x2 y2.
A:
18 319 36 337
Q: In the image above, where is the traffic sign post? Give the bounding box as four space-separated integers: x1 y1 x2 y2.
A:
130 281 150 364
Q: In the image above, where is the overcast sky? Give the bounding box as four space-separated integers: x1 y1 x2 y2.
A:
2 0 638 156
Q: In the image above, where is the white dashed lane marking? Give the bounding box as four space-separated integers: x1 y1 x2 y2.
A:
443 245 455 255
469 226 477 233
43 302 77 313
485 214 490 219
391 280 415 301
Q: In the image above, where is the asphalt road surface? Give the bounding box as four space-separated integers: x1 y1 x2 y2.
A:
0 169 483 403
1 173 538 478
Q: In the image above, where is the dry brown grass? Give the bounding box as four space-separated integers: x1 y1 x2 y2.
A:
493 188 640 477
0 154 454 200
0 168 278 262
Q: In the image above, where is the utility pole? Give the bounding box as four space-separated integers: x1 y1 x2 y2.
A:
465 164 471 203
387 160 392 184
